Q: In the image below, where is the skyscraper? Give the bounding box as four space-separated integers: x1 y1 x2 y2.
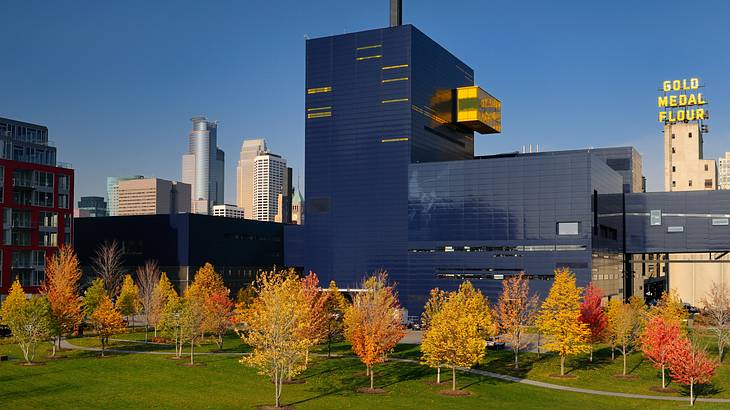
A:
253 153 286 221
236 139 267 218
76 196 107 217
107 175 144 216
182 116 224 214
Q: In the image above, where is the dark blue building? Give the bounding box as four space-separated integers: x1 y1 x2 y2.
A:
298 14 730 315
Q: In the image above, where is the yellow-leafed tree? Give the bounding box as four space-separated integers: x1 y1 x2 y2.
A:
421 281 494 391
239 271 308 408
1 280 53 364
90 296 126 356
606 299 642 376
344 271 405 391
420 288 448 383
116 274 141 328
650 289 688 328
150 272 176 337
535 268 590 376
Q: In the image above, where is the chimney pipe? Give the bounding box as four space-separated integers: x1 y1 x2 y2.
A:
390 0 402 27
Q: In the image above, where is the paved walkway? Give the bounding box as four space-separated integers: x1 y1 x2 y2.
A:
60 338 730 404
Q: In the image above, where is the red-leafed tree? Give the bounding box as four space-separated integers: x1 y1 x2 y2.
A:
667 338 718 406
203 290 235 350
641 315 682 390
579 282 607 362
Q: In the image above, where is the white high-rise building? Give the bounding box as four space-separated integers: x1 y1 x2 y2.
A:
182 116 224 214
236 139 267 219
719 152 730 190
212 204 245 219
253 153 286 221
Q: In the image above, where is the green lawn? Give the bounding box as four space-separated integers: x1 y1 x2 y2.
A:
4 341 725 409
475 329 729 400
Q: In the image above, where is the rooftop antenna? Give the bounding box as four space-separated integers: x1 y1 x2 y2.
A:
390 0 402 27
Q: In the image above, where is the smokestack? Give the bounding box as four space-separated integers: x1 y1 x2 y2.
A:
390 0 402 27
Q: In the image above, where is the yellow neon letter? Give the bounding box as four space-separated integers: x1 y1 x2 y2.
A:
669 95 677 107
663 81 672 92
690 78 699 89
696 108 705 120
672 80 681 90
698 93 707 105
658 96 668 107
659 111 667 122
678 95 687 106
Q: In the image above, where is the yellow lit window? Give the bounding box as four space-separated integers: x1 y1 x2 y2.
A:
382 77 409 83
356 44 382 50
307 106 332 112
382 98 409 104
307 112 332 119
356 55 382 61
381 137 409 143
382 64 408 70
307 86 332 94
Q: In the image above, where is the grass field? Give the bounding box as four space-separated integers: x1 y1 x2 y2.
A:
1 330 728 409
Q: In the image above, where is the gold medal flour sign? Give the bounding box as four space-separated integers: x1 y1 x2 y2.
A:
658 78 707 123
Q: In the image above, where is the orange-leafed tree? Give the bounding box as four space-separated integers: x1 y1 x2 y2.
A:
344 271 405 391
496 272 538 369
90 296 126 356
579 282 607 362
641 315 682 390
203 290 235 350
667 338 718 406
41 245 84 356
535 268 590 376
300 271 329 367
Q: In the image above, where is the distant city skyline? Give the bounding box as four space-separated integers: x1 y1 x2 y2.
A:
2 0 729 202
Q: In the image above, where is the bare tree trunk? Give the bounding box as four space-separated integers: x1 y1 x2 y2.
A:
622 344 627 376
370 365 374 389
560 355 565 376
690 378 694 406
661 363 666 388
190 340 194 365
452 366 456 391
101 338 106 357
590 344 593 362
437 365 441 384
515 348 519 369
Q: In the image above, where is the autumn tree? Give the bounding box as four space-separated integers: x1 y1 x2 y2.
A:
323 280 348 357
203 290 235 350
605 298 621 360
238 271 308 408
150 272 176 337
651 289 688 327
421 281 494 391
179 289 206 365
116 274 140 328
158 291 184 358
667 338 718 406
136 260 161 342
641 315 682 389
535 268 590 376
344 271 405 391
496 272 538 369
421 288 448 382
41 245 84 355
235 282 256 306
1 280 53 364
90 296 125 356
299 272 328 367
579 282 607 362
91 240 125 297
701 281 730 360
191 263 227 297
607 299 643 376
83 278 107 317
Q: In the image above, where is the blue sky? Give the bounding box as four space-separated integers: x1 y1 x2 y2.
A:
1 0 729 201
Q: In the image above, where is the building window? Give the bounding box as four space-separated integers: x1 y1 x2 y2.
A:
32 191 53 207
671 133 675 139
650 210 662 226
712 218 729 226
672 181 676 187
672 147 676 154
40 211 58 228
58 194 69 209
705 164 709 171
39 231 57 247
58 175 69 192
672 166 676 172
688 180 693 187
689 132 693 138
557 222 580 235
705 179 713 188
